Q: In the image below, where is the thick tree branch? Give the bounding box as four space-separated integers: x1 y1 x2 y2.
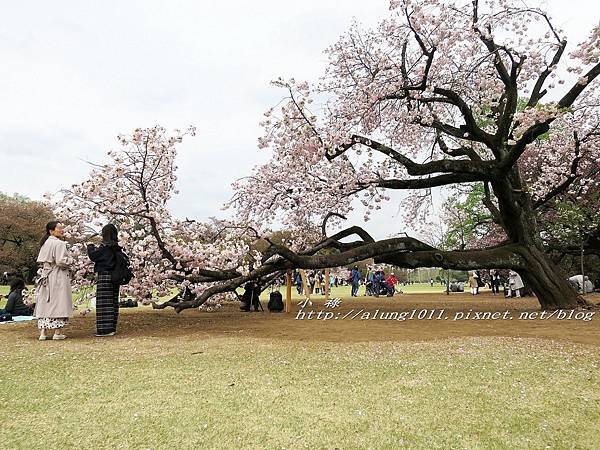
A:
500 62 600 171
432 87 496 148
482 181 504 227
321 212 347 238
436 132 482 161
375 173 485 190
327 135 494 177
158 238 527 312
378 243 526 270
527 40 567 108
558 62 600 109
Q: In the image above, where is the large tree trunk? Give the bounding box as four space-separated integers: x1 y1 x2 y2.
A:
492 170 588 310
517 245 581 310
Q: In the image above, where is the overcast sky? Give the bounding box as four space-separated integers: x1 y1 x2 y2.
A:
1 0 597 240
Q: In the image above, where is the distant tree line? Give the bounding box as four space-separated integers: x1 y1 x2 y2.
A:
0 192 54 282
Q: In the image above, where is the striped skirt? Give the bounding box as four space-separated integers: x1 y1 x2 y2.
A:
96 272 120 334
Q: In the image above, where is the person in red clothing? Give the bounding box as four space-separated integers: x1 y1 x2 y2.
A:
385 273 398 296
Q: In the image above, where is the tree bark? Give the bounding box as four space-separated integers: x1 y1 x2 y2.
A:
516 245 582 309
490 167 590 310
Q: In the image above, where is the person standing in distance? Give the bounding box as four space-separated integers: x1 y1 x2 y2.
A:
350 266 361 297
87 224 122 336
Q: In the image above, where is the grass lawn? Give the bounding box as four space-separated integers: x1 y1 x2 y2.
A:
1 292 599 449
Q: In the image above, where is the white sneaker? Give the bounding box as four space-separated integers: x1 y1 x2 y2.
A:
52 334 67 340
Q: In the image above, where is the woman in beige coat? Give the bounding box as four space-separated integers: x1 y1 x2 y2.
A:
468 271 479 296
35 221 73 340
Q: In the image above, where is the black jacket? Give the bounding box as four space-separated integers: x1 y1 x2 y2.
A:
5 290 32 316
241 282 261 305
87 243 120 273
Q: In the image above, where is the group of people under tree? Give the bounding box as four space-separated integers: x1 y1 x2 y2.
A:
291 266 401 298
363 267 399 297
465 269 524 297
293 270 339 295
4 219 596 335
6 220 130 340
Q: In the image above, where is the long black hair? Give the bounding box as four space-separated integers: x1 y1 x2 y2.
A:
9 278 25 293
40 221 59 247
101 223 119 246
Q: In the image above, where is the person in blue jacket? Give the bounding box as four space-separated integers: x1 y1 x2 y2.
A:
373 270 385 297
350 266 361 297
295 271 303 294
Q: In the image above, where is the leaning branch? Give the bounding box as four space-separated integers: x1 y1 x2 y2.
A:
157 234 527 312
327 135 493 178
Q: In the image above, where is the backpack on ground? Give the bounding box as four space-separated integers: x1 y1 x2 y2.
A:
119 299 138 308
268 290 284 312
111 247 134 285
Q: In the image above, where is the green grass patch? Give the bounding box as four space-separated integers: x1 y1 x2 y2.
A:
1 319 599 449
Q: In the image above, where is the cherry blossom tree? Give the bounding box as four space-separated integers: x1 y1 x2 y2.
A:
49 127 255 309
50 0 599 311
231 0 600 309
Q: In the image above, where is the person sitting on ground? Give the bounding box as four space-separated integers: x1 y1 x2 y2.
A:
568 275 594 293
240 279 262 312
240 282 254 311
385 272 398 296
0 278 34 316
584 277 594 294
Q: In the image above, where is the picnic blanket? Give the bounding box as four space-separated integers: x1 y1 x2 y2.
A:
0 315 37 324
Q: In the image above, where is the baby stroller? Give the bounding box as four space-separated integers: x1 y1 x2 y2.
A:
373 282 393 297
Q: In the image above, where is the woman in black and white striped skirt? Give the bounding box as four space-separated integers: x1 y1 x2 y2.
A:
87 224 121 336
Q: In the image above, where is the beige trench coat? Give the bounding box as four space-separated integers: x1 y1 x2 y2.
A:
468 275 479 288
34 236 73 318
509 271 525 290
